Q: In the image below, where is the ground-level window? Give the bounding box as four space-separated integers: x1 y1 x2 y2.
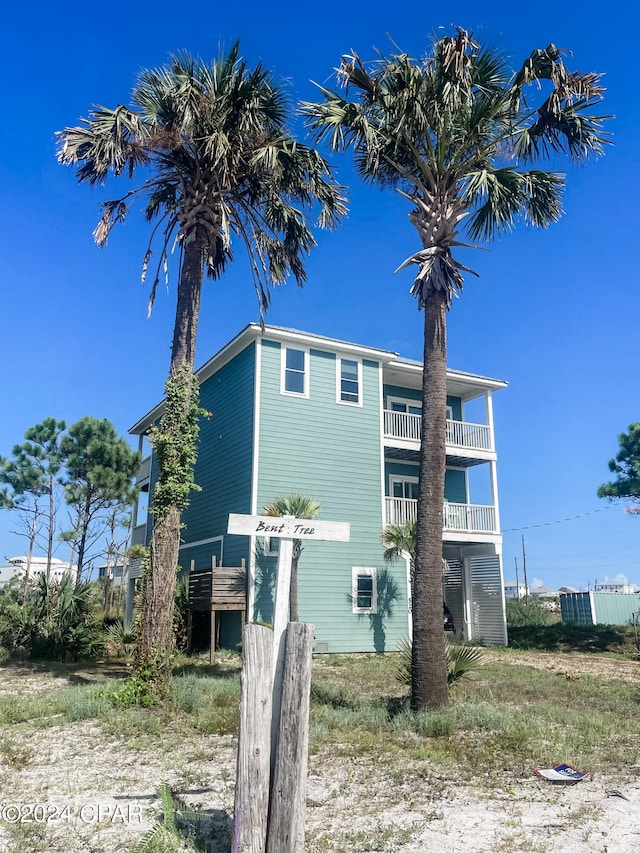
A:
338 357 361 404
282 347 308 396
352 567 377 614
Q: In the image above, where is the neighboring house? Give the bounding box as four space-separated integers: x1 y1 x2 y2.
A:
594 581 639 594
128 324 508 652
529 585 560 599
504 580 528 599
97 563 125 587
0 556 78 588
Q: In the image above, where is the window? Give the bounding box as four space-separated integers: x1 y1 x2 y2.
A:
266 537 280 557
282 347 308 396
388 397 421 416
352 567 377 614
390 476 419 500
338 357 361 404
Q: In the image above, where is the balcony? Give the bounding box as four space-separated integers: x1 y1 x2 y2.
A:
385 497 497 535
136 455 152 489
131 523 148 547
383 411 492 455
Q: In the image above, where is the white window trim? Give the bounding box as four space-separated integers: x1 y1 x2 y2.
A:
387 395 422 414
444 465 469 504
352 567 377 614
386 397 453 420
280 345 309 398
265 536 280 556
389 474 419 499
336 355 363 407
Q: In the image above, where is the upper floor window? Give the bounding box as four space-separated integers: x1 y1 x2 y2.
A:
338 357 362 405
282 347 308 396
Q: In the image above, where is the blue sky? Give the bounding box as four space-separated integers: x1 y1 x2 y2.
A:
1 0 638 589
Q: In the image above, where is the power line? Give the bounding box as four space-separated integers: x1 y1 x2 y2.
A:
503 503 619 532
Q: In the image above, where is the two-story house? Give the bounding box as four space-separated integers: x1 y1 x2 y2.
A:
128 324 508 653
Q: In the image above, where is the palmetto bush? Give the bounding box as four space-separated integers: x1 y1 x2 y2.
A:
396 637 485 687
0 574 104 661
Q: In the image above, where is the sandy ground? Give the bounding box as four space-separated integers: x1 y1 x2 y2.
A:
0 659 639 852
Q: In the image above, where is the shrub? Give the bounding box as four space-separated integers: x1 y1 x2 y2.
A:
395 637 485 687
0 574 104 661
506 598 557 627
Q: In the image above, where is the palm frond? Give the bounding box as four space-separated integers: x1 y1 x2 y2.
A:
395 637 485 686
464 167 565 240
263 494 321 519
58 45 346 317
305 29 610 311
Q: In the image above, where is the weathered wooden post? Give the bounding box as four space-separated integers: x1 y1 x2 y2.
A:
232 623 273 853
227 513 350 852
266 621 315 853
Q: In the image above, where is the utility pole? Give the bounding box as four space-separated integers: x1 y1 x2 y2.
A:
522 535 529 606
515 556 520 599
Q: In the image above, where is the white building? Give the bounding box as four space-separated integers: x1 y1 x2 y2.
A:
504 580 528 599
594 580 639 594
0 556 78 588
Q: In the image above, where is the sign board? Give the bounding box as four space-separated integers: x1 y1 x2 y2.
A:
227 513 350 542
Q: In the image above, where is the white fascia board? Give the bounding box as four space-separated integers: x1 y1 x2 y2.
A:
385 358 508 400
262 325 398 362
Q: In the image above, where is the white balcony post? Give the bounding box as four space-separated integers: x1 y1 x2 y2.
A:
485 391 495 452
489 460 501 533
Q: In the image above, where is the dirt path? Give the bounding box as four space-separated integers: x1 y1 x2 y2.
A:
484 648 640 683
1 660 640 852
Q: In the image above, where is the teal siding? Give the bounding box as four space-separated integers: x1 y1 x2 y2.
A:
384 384 421 406
180 342 255 571
256 339 409 653
386 461 418 483
445 469 467 503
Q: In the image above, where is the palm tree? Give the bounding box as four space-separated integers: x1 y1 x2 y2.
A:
303 29 609 710
58 46 345 684
382 520 417 572
263 493 321 622
382 519 417 606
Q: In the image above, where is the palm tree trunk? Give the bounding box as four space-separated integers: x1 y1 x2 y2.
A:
47 475 55 581
137 228 205 680
412 289 449 711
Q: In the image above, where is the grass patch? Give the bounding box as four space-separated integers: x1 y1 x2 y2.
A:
1 646 640 803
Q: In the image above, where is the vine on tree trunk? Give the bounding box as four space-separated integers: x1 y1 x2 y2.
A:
148 366 205 522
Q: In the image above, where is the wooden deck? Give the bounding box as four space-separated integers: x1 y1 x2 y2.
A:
187 558 247 662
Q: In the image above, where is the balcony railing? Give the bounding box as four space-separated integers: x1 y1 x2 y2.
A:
383 411 492 452
385 497 497 534
131 523 147 547
137 455 152 484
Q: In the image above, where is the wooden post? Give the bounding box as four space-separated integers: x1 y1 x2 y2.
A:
210 555 217 664
232 624 274 853
270 535 294 771
266 622 315 853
